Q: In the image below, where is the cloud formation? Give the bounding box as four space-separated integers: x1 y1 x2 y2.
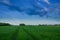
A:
0 0 60 25
43 0 50 4
0 0 48 17
0 0 11 5
0 0 60 19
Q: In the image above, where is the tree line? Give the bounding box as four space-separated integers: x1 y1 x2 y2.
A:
0 23 60 26
0 23 25 26
0 23 11 26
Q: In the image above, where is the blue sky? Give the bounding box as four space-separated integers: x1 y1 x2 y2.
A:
0 0 60 25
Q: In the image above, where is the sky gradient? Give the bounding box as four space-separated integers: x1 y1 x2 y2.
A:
0 0 60 25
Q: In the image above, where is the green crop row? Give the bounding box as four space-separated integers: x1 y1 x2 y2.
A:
0 26 60 40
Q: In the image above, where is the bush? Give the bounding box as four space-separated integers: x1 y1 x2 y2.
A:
20 23 25 26
39 24 42 26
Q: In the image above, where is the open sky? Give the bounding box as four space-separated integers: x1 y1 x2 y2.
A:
0 0 60 25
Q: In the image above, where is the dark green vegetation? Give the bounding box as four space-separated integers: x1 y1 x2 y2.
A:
0 23 11 26
0 26 60 40
20 23 25 26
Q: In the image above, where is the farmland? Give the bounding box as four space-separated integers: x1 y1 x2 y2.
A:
0 25 60 40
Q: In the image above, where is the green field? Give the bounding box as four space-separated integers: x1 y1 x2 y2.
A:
0 26 60 40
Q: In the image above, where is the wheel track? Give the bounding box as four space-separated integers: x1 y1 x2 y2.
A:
22 27 38 40
12 26 20 40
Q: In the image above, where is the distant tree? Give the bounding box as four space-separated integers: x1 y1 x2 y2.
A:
55 24 58 26
20 23 25 26
39 24 48 26
55 24 60 26
0 23 11 26
59 24 60 26
38 24 42 26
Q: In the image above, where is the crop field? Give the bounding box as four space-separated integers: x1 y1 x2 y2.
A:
0 25 60 40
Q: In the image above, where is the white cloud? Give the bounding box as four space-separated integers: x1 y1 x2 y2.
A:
43 7 48 11
0 0 12 5
43 0 50 4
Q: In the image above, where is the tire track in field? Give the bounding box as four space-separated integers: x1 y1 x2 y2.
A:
22 27 38 40
12 26 20 40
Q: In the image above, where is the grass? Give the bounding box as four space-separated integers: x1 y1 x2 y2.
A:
0 26 18 40
0 25 60 40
